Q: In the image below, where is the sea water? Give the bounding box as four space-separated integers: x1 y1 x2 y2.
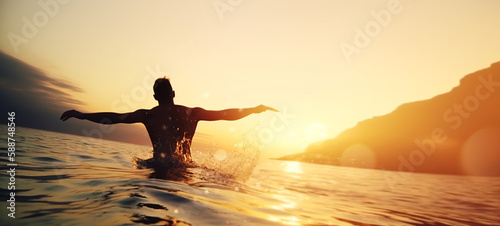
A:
0 125 499 225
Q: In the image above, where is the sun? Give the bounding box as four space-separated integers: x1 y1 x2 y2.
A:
304 123 329 143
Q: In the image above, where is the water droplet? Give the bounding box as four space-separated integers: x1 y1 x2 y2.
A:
214 149 227 161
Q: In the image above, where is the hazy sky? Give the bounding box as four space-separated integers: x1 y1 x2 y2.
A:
1 0 500 157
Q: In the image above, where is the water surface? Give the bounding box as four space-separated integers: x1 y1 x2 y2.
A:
1 126 499 225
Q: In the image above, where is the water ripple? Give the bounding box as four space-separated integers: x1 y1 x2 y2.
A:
1 126 499 225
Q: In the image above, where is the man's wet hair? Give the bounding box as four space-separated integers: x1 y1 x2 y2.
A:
153 77 173 99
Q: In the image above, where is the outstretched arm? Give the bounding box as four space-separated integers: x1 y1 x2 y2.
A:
193 105 277 121
60 109 147 124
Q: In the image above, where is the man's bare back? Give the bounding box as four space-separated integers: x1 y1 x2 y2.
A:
60 78 276 167
141 105 198 164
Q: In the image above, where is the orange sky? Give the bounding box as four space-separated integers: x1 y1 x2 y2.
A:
1 0 500 157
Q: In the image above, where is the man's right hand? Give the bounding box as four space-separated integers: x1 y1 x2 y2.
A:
60 110 83 121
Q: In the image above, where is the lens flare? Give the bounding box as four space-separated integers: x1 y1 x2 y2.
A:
340 144 377 178
461 127 500 176
214 149 227 161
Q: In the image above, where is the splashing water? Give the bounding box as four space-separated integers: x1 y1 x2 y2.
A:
191 134 261 183
133 128 261 185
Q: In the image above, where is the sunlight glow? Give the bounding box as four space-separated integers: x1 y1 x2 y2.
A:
304 123 329 143
283 161 303 174
1 1 499 159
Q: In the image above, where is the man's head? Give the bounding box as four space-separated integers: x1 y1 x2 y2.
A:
153 77 175 103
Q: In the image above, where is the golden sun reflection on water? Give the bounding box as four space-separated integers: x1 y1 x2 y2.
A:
268 195 300 225
272 196 297 210
265 163 304 225
283 161 303 174
268 215 300 225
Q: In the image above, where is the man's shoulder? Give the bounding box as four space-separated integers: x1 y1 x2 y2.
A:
174 105 203 111
134 108 151 113
174 105 205 118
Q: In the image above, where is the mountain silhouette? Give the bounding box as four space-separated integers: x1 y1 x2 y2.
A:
280 61 500 176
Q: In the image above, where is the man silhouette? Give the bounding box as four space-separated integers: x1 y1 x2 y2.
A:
60 78 276 166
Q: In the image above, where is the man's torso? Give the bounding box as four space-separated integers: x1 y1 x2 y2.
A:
141 105 199 163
